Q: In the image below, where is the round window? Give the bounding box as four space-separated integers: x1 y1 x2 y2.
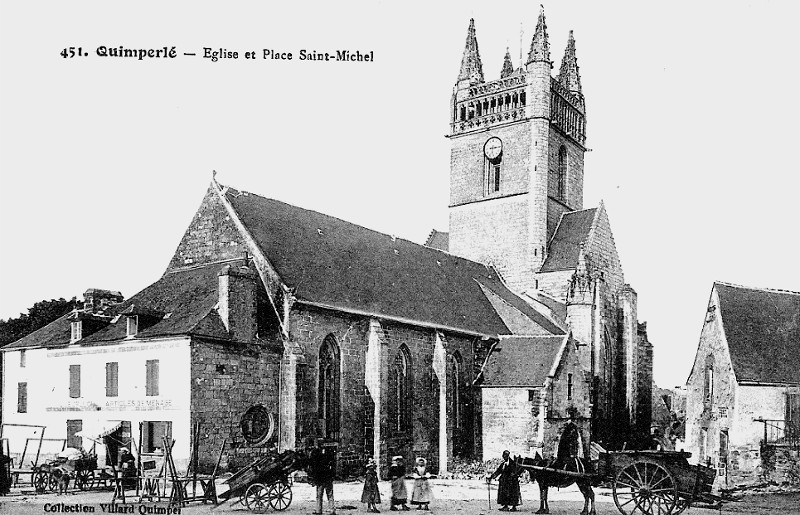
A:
240 405 275 446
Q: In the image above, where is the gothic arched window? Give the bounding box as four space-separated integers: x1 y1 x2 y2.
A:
557 145 567 201
449 352 463 430
390 345 413 434
318 334 340 440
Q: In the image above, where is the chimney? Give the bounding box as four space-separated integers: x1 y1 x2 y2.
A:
218 262 258 342
83 288 124 314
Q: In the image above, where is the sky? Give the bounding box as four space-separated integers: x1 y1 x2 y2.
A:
1 0 798 389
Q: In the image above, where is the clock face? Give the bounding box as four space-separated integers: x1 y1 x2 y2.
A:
484 137 502 160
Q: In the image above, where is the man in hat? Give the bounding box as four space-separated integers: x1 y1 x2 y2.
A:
488 450 521 511
307 439 336 515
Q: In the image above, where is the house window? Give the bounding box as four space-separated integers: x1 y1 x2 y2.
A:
70 321 82 343
20 349 26 368
106 362 119 397
318 335 340 440
145 360 159 396
142 421 171 453
67 420 83 449
528 389 538 402
17 382 27 413
390 345 413 433
557 145 567 201
69 364 81 398
126 316 138 337
786 392 800 425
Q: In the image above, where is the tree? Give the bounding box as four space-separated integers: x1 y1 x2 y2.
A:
0 297 77 346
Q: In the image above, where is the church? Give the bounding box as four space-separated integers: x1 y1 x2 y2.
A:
1 8 651 476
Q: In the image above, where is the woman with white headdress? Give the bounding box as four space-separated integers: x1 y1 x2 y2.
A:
410 457 433 510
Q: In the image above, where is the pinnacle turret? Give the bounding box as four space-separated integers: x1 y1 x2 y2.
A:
557 30 583 97
527 6 550 64
500 47 515 78
457 18 484 83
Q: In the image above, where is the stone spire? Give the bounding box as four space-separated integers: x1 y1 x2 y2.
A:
457 18 484 83
558 30 583 97
501 47 515 78
527 5 550 64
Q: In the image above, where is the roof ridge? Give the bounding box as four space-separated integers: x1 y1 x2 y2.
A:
221 182 495 270
715 281 800 296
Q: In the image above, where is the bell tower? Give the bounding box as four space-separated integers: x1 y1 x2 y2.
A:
447 9 587 294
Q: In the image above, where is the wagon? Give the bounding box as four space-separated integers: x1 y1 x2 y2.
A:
219 450 301 513
519 450 721 515
33 451 104 493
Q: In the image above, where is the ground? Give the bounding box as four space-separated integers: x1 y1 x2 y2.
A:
1 479 799 514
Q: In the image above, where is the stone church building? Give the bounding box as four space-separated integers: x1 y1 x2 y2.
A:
1 9 652 476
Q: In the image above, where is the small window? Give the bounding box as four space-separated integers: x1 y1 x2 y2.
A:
717 406 728 418
145 360 159 396
557 146 567 201
528 389 538 402
70 321 82 343
567 373 573 400
126 316 138 337
20 349 26 368
69 364 81 398
17 382 27 413
241 406 274 445
106 362 119 397
142 421 172 453
67 420 83 449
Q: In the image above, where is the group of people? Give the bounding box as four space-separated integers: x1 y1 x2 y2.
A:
304 440 434 515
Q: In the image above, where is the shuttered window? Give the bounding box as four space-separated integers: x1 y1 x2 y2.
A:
69 364 81 398
17 382 27 413
67 420 83 449
145 360 159 396
106 362 119 397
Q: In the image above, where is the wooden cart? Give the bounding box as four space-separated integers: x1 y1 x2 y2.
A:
519 450 721 515
219 451 300 513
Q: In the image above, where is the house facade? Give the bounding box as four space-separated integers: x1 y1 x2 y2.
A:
685 282 800 482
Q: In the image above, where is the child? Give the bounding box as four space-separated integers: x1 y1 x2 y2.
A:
389 456 409 511
361 458 381 513
410 457 432 511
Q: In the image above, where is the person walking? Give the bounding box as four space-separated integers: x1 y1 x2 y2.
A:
488 450 521 511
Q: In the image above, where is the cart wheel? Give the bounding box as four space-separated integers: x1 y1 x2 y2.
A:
268 481 293 511
76 469 95 490
33 471 49 493
48 470 62 491
670 498 688 515
245 482 270 513
613 459 678 515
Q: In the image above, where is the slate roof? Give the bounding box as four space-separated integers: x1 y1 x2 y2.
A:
424 230 449 252
80 264 231 345
481 335 566 386
716 282 800 384
2 264 231 350
540 208 596 272
225 187 531 337
2 313 73 350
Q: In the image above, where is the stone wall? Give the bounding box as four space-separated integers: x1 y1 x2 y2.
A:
482 387 537 458
190 340 282 471
285 305 481 477
167 185 247 272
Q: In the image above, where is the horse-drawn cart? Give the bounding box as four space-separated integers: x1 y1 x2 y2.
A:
219 450 301 513
518 450 720 515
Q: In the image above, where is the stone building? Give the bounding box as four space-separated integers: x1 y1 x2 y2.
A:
685 282 800 481
433 8 653 447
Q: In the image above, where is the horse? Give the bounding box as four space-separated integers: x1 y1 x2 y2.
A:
523 422 597 515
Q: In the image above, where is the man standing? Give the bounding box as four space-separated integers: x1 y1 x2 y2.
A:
307 439 336 515
488 450 521 511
